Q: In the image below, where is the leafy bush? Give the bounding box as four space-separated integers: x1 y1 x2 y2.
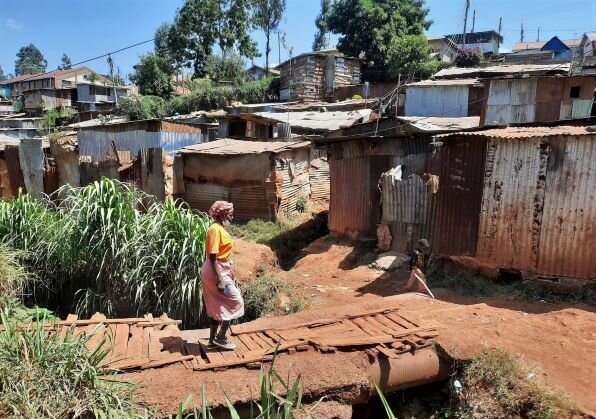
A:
241 272 303 321
165 77 278 115
455 47 483 68
457 349 576 418
0 313 135 418
0 178 210 328
117 95 166 120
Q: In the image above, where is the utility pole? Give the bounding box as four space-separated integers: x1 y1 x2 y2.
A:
277 31 281 66
537 27 540 42
472 10 476 33
107 54 118 106
463 0 471 47
520 23 524 42
498 17 502 49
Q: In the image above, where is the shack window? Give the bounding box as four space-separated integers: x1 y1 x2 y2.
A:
89 85 96 95
570 86 581 98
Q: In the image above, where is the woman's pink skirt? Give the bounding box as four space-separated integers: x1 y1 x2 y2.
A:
201 259 244 321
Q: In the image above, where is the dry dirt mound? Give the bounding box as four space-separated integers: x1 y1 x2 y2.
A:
233 238 277 281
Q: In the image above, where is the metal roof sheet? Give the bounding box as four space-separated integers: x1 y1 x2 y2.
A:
397 116 480 132
438 125 596 140
405 78 481 87
432 63 570 79
179 138 311 155
252 109 373 133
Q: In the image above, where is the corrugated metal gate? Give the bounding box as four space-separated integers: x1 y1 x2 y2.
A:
434 138 487 256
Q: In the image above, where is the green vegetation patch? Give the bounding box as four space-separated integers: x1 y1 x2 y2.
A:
241 271 304 321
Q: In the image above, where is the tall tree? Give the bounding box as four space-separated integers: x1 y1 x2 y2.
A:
205 51 246 84
167 0 259 77
58 53 72 70
325 0 435 80
129 54 174 98
0 65 5 81
14 44 47 76
154 22 173 61
253 0 286 75
312 0 331 51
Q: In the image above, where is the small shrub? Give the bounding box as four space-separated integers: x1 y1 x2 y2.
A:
456 349 576 418
228 219 289 244
241 272 303 321
455 47 483 68
0 313 135 418
118 95 166 120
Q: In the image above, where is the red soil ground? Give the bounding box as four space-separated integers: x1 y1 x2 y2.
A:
125 236 596 416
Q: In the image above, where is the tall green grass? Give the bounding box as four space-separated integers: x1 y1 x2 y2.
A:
0 178 210 328
0 313 134 418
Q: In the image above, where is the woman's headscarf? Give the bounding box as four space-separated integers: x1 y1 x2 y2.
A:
209 201 234 221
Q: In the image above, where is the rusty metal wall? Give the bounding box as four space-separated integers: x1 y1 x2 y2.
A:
537 136 596 278
476 138 545 270
434 137 487 256
184 183 229 213
18 138 44 197
329 156 390 236
4 145 25 195
230 185 272 220
139 148 165 201
381 174 428 224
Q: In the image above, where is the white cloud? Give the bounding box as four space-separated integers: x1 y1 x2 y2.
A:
4 19 23 30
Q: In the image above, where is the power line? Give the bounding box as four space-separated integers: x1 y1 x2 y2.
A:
7 38 155 85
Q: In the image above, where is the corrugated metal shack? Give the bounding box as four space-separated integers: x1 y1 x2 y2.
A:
319 116 480 247
480 75 596 125
77 119 208 161
434 125 596 280
178 139 329 220
216 109 373 139
278 50 361 102
404 79 484 117
431 63 571 80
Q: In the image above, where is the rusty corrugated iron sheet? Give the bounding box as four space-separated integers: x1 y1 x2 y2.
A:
4 145 25 195
230 185 272 220
381 172 427 224
536 136 595 278
184 183 229 213
329 156 390 236
476 138 545 270
434 137 487 256
18 138 44 197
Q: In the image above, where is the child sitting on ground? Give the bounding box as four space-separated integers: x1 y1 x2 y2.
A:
406 239 431 294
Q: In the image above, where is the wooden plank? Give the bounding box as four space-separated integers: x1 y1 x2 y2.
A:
350 318 379 337
256 332 276 347
364 316 397 336
250 333 275 350
263 330 284 344
374 314 407 333
376 345 399 359
141 355 194 370
311 327 436 348
126 325 144 357
112 323 130 360
142 327 154 358
385 313 414 329
237 333 261 351
108 357 149 370
194 355 274 371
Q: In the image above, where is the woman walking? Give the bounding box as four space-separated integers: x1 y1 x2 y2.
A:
201 201 244 350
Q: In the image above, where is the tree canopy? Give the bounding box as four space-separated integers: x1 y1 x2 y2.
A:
167 0 259 77
58 53 72 70
154 22 173 63
15 44 47 76
205 51 246 84
0 66 5 81
325 0 435 80
130 54 174 98
253 0 286 74
312 0 331 51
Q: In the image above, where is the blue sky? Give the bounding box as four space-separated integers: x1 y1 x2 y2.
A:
0 0 594 79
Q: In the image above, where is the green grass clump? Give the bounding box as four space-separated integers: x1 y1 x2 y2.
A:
457 349 576 419
241 272 304 321
228 219 289 244
0 313 134 418
0 245 30 310
0 178 210 328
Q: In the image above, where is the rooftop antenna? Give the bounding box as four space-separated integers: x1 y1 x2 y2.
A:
498 17 502 49
471 9 476 33
463 0 471 46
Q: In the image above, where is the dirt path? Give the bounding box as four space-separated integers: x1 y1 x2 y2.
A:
249 236 596 414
